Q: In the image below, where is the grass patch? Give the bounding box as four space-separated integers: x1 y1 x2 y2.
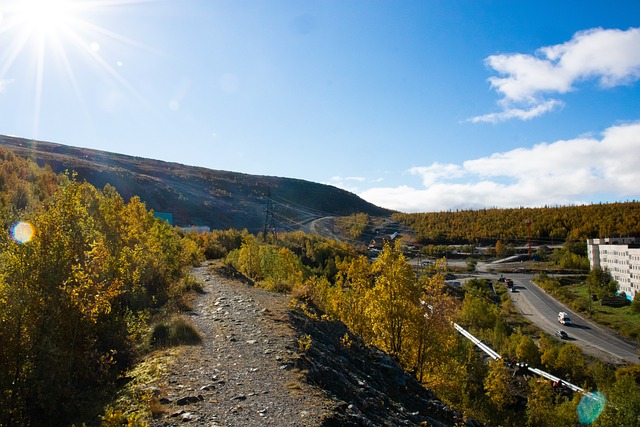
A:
150 316 202 348
590 304 640 340
101 348 179 425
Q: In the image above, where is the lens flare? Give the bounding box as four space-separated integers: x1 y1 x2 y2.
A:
577 391 606 424
11 221 35 243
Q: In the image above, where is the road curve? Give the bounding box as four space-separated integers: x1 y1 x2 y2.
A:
507 274 639 365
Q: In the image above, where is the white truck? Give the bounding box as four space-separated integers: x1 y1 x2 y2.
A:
558 312 571 326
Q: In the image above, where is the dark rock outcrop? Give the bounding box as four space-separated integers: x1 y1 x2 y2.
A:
289 308 483 427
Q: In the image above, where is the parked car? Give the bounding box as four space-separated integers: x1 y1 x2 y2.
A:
555 330 568 339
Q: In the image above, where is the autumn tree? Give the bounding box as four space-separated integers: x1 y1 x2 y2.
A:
515 335 541 367
485 359 515 411
235 234 263 281
366 241 420 361
334 255 374 340
260 246 304 292
595 373 640 426
0 177 198 426
526 379 560 427
554 343 586 384
411 258 458 383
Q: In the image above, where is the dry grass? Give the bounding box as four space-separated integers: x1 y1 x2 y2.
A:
150 316 203 348
102 348 180 424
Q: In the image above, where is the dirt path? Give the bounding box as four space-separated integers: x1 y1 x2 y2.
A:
149 262 337 426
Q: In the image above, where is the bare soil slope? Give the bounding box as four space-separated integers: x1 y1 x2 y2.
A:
147 262 481 426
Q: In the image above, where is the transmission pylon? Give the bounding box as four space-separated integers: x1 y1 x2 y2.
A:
263 188 276 240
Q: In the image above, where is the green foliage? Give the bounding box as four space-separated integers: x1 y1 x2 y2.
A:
259 246 303 292
550 242 590 270
216 223 640 427
514 335 541 367
485 359 515 410
526 378 579 427
588 267 618 299
459 293 498 329
188 228 247 259
335 212 370 239
466 257 478 272
632 292 640 313
595 374 640 427
0 168 198 426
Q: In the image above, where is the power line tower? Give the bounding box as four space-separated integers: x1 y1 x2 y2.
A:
263 188 276 240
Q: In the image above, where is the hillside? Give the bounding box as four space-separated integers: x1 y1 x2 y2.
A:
139 262 481 427
0 135 392 233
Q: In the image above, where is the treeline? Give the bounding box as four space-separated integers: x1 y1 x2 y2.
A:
0 148 200 426
394 202 640 244
197 231 640 426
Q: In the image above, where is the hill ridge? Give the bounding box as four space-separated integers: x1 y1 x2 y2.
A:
0 135 392 232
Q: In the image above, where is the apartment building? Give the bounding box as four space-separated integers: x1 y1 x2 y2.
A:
586 237 640 300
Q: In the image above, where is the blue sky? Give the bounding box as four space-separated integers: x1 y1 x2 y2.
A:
1 0 639 213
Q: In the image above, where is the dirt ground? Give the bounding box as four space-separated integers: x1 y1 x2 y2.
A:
148 262 337 426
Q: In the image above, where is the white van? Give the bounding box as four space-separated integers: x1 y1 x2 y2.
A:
558 312 571 326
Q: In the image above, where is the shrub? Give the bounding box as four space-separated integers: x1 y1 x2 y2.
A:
632 292 640 313
150 317 202 348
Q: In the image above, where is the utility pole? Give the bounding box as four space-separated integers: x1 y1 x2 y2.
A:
525 219 533 258
263 188 276 241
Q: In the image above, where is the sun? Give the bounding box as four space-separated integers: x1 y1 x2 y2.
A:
0 0 158 138
12 0 78 35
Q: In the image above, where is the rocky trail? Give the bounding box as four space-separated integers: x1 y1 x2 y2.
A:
149 262 480 426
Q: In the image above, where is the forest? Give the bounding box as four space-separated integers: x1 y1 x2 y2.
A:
393 202 640 244
0 148 201 425
2 145 640 426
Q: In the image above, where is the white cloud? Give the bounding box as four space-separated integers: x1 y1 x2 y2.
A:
324 176 369 193
330 176 366 182
409 163 465 186
469 99 563 123
471 27 640 122
359 122 640 212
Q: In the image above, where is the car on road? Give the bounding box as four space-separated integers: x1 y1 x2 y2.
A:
556 330 569 339
558 311 571 325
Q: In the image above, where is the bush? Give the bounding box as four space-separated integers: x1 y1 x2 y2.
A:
631 293 640 313
150 317 202 348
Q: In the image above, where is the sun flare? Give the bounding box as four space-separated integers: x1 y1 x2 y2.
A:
10 0 79 37
0 0 157 137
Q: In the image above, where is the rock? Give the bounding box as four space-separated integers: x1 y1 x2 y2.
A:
176 395 203 406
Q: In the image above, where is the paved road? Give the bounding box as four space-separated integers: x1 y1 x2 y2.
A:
506 273 639 365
